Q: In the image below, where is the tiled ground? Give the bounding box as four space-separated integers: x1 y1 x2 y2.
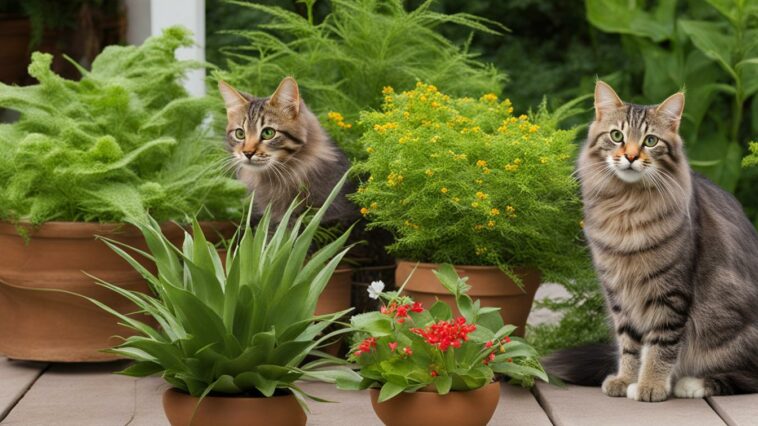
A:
2 285 757 425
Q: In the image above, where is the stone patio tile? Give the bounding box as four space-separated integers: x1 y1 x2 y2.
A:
2 361 135 426
534 382 726 426
708 394 758 426
490 384 552 426
0 358 47 421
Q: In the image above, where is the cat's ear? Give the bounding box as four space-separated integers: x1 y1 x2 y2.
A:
270 77 300 118
594 80 624 120
218 81 248 111
656 92 685 131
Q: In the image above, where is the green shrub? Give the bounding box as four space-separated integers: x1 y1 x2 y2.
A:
89 175 359 399
213 0 505 159
351 83 587 280
0 27 245 224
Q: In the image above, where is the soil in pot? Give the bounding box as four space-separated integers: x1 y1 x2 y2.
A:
163 387 306 426
0 221 186 362
369 381 500 426
396 261 541 337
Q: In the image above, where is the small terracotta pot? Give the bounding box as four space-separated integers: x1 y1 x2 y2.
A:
162 388 306 426
370 381 500 426
0 221 230 362
396 261 541 337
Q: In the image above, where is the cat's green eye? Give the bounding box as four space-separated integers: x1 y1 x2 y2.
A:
644 135 659 147
261 127 276 140
234 128 245 140
610 129 624 143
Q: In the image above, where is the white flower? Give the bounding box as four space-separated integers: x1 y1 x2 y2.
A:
367 280 385 300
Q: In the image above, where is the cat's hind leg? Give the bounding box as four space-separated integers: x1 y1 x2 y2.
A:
673 377 709 398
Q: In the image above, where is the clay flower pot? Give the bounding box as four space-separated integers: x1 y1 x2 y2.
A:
369 381 500 426
0 220 235 362
396 261 540 337
162 388 306 426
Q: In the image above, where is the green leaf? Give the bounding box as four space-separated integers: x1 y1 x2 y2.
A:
679 20 737 79
434 375 453 395
429 300 452 321
378 381 407 402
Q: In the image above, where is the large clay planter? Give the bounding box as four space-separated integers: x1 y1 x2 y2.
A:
369 381 500 426
396 261 541 337
162 388 306 426
0 221 233 362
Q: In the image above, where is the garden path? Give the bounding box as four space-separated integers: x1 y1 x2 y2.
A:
1 357 756 426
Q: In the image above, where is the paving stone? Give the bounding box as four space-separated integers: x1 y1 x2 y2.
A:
2 361 135 426
534 382 726 426
708 394 758 426
0 358 47 421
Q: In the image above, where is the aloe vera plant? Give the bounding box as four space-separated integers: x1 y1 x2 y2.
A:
88 174 360 400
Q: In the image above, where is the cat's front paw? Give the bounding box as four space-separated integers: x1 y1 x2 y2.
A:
626 382 670 402
602 375 631 397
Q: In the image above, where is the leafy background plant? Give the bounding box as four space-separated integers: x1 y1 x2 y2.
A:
210 0 505 159
0 27 245 224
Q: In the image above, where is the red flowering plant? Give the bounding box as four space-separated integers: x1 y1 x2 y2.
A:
338 264 548 402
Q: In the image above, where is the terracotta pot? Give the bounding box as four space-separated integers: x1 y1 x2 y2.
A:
396 261 541 337
162 388 306 426
0 221 189 362
369 381 500 426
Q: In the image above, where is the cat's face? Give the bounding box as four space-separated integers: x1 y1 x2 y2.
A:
218 77 307 171
586 81 685 184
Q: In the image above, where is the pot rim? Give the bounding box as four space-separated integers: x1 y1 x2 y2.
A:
369 380 500 396
165 387 296 400
397 259 537 272
0 220 237 239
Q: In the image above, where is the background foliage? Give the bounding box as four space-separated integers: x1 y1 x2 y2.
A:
210 0 504 159
0 27 245 224
203 0 758 353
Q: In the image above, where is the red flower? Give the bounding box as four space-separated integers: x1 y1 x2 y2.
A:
395 304 409 318
397 317 406 324
411 317 477 352
483 352 496 365
356 337 377 355
388 342 398 352
403 347 413 356
502 336 511 344
410 302 424 313
430 370 438 378
485 341 494 348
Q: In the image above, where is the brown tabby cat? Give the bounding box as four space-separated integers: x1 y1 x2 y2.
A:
544 81 758 402
218 77 357 224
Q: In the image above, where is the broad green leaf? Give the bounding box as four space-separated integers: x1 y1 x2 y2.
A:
434 375 452 395
378 381 407 402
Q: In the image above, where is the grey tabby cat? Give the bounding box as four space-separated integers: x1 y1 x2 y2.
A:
218 77 357 224
544 81 758 402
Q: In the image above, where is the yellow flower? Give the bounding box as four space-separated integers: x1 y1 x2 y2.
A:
430 135 440 143
327 111 344 122
475 246 488 256
487 220 496 229
452 197 460 203
403 111 410 119
482 167 491 175
505 164 519 172
387 172 404 187
370 202 378 209
430 101 440 108
507 106 514 114
481 93 498 102
540 157 548 164
518 114 528 120
475 179 483 185
490 208 500 216
506 205 516 218
425 169 434 177
474 224 484 231
514 158 522 165
440 187 448 194
360 207 369 216
471 201 480 208
529 124 539 133
382 86 394 95
476 160 488 168
426 84 438 93
384 96 394 103
357 187 365 193
366 147 375 154
476 191 488 200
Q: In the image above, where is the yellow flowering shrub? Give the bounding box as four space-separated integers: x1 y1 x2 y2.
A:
352 83 585 274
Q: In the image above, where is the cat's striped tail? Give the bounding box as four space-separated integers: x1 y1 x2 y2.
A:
542 343 617 386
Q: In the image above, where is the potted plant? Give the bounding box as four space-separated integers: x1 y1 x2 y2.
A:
0 27 246 362
338 264 547 426
85 175 359 426
351 83 585 335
